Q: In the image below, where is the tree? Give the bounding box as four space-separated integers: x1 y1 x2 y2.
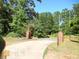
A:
0 0 12 35
0 0 2 9
61 9 70 34
73 3 79 17
70 3 79 34
0 0 41 36
53 11 60 33
33 12 54 38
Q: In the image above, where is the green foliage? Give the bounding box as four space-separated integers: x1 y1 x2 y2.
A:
70 17 79 34
0 1 79 38
69 3 79 34
33 29 48 38
50 33 57 38
0 0 41 37
53 11 60 32
33 12 54 38
6 32 19 37
73 3 79 17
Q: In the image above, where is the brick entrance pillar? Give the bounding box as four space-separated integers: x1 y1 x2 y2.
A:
26 26 33 39
57 31 64 46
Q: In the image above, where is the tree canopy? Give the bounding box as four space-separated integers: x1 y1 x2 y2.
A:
0 1 79 37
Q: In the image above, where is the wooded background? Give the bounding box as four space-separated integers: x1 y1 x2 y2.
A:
0 0 79 38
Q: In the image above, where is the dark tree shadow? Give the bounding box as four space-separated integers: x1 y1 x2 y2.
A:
70 39 79 43
0 36 6 59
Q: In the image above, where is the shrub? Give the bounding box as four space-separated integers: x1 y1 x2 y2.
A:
6 32 20 37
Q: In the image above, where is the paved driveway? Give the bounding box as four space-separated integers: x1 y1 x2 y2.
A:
5 39 55 59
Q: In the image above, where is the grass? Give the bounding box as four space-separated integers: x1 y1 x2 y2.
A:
44 35 79 59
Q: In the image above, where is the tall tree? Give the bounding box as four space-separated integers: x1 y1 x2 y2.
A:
0 0 41 36
53 11 60 32
33 12 54 37
70 3 79 34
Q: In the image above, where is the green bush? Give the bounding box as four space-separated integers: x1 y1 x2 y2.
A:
6 32 20 37
33 28 48 38
49 33 57 38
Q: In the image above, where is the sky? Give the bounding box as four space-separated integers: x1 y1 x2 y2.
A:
34 0 79 13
